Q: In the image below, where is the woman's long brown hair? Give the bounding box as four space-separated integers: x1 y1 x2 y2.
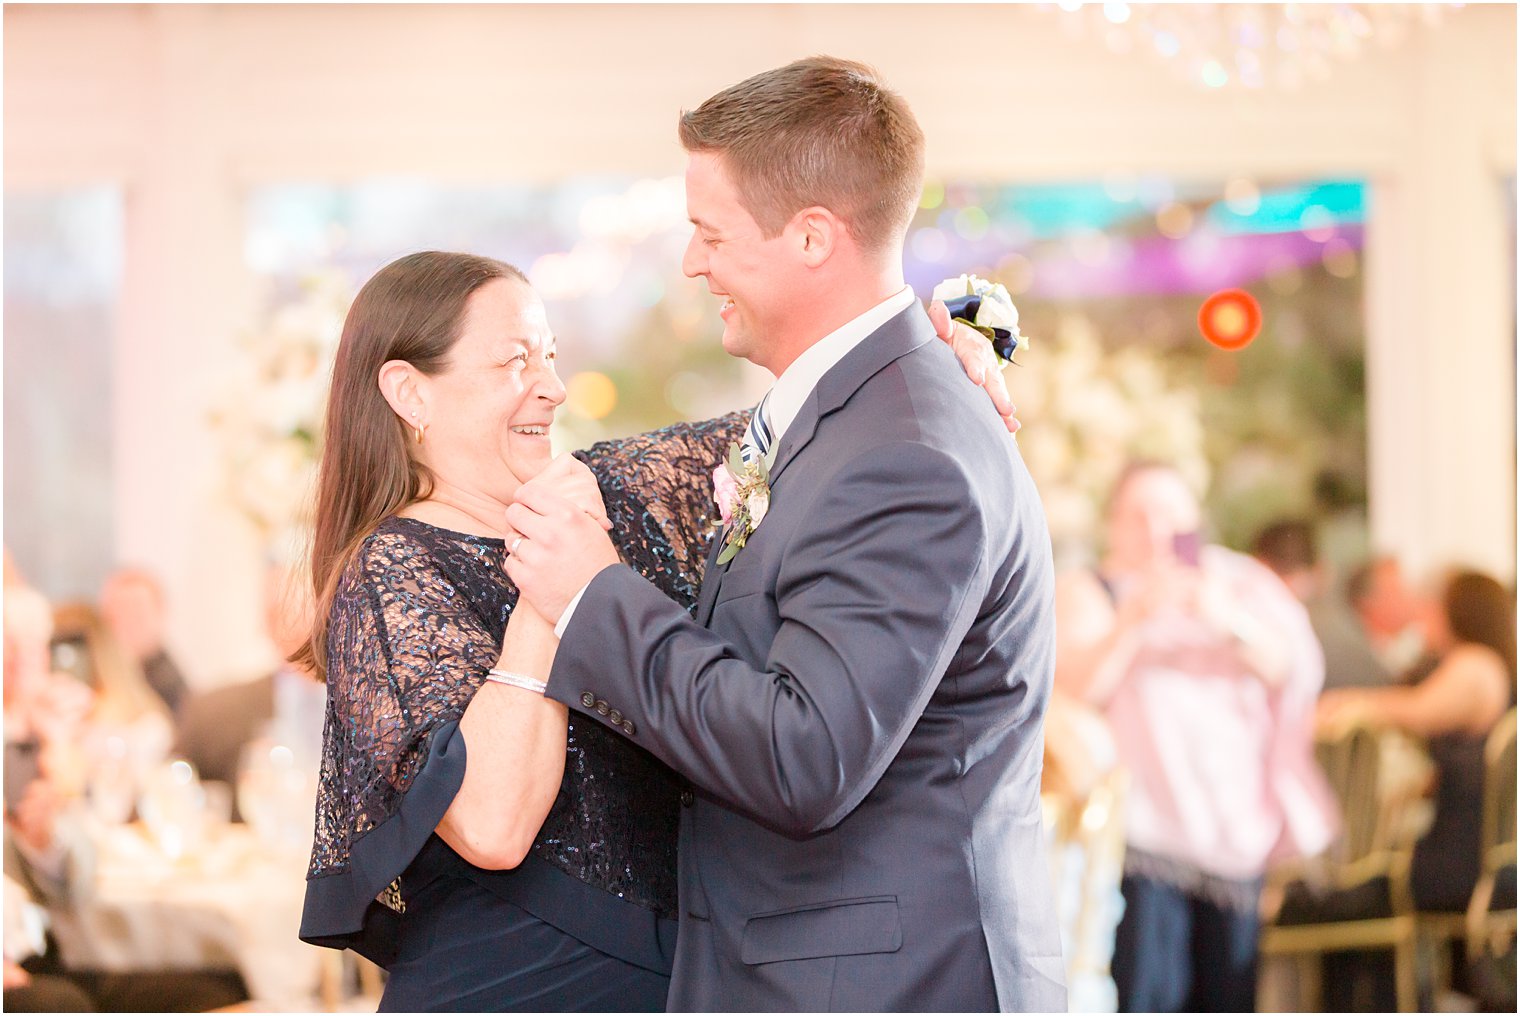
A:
1442 570 1518 685
291 251 526 680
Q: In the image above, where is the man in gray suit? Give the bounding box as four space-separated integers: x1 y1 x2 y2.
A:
507 57 1064 1011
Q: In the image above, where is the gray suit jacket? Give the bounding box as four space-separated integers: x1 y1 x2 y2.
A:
547 305 1065 1012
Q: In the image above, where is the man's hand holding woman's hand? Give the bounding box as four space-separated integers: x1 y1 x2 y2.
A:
510 454 612 533
503 455 621 625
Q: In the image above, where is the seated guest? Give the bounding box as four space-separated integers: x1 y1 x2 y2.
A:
1253 519 1391 691
5 874 93 1013
1318 568 1516 913
1287 569 1516 1010
4 789 248 1012
4 583 247 1012
50 602 174 797
175 563 324 791
99 567 191 716
6 587 93 802
1347 555 1430 680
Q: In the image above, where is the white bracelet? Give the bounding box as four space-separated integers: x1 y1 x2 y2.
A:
485 669 548 695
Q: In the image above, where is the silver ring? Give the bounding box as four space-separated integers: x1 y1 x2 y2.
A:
510 536 525 556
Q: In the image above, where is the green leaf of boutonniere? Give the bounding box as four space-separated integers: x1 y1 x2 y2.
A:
953 316 998 343
715 537 741 566
727 441 745 476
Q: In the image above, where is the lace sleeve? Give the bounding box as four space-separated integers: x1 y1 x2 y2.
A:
311 529 500 874
578 411 749 613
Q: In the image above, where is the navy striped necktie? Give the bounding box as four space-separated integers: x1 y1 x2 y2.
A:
740 391 774 466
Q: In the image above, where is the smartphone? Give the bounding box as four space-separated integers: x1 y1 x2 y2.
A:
1172 530 1201 568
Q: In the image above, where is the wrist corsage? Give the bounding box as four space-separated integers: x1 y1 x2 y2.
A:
711 442 771 565
932 273 1027 364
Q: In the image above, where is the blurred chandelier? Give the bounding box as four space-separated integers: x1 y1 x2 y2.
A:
1051 2 1460 89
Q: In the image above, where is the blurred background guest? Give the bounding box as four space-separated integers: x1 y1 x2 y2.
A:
5 871 92 1012
1251 519 1326 605
1346 555 1432 682
1253 519 1389 692
1056 461 1336 1012
49 602 174 809
175 562 324 801
5 585 92 805
99 567 191 717
1279 569 1518 1010
1318 569 1516 915
4 580 248 1012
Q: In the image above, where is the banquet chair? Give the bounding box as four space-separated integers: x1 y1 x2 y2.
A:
1415 708 1517 1006
1258 723 1425 1012
1065 767 1128 994
1041 761 1128 1012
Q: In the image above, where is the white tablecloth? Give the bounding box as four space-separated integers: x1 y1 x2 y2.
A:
51 823 323 1005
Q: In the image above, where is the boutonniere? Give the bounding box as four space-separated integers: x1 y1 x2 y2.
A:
711 441 772 565
932 273 1029 365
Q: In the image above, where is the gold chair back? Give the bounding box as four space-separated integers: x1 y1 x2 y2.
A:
1480 708 1517 873
1315 722 1386 864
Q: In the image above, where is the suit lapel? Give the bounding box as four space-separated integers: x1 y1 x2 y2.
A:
693 303 937 626
695 520 729 626
769 303 936 487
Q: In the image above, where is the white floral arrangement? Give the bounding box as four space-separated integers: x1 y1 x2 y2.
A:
1006 313 1208 565
210 270 353 549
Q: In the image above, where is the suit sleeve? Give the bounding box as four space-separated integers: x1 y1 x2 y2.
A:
545 440 989 836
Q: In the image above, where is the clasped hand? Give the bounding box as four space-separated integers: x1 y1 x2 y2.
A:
503 454 620 625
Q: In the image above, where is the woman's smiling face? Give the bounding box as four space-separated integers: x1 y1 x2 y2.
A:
415 277 567 502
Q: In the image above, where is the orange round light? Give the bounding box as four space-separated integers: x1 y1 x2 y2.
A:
1198 289 1263 350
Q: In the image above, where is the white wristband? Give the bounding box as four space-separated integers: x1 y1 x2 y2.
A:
485 669 548 695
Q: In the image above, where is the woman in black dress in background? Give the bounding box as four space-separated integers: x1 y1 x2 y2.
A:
1319 569 1516 909
295 251 1007 1011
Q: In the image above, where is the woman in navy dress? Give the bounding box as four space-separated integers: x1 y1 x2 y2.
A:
295 251 1007 1011
294 252 741 1011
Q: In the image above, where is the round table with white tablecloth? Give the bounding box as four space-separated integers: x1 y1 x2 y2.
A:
49 822 323 1006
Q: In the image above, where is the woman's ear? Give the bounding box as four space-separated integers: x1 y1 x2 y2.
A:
378 360 427 430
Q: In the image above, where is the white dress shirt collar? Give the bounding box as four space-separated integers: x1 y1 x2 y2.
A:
762 285 917 446
555 285 917 640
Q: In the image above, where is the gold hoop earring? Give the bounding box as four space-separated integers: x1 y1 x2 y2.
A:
414 425 425 444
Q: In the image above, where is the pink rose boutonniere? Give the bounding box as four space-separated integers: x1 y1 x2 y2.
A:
711 441 772 566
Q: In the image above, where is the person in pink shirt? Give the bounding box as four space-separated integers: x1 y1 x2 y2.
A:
1056 461 1336 1012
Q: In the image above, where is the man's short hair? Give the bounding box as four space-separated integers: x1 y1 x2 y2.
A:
678 56 925 255
1346 555 1397 608
1252 519 1319 576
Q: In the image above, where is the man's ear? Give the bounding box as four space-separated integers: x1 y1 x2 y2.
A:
792 206 843 269
378 360 428 430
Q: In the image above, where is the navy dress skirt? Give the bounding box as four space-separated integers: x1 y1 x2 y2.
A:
379 837 673 1012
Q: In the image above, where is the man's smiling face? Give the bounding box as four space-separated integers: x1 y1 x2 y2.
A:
680 152 802 374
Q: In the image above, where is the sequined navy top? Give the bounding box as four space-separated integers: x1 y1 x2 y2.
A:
300 412 747 970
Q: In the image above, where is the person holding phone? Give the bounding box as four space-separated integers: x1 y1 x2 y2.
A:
1053 460 1336 1013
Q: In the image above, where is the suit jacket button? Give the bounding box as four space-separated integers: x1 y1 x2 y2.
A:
580 692 596 708
622 719 637 736
608 709 623 725
680 790 695 807
595 701 610 716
